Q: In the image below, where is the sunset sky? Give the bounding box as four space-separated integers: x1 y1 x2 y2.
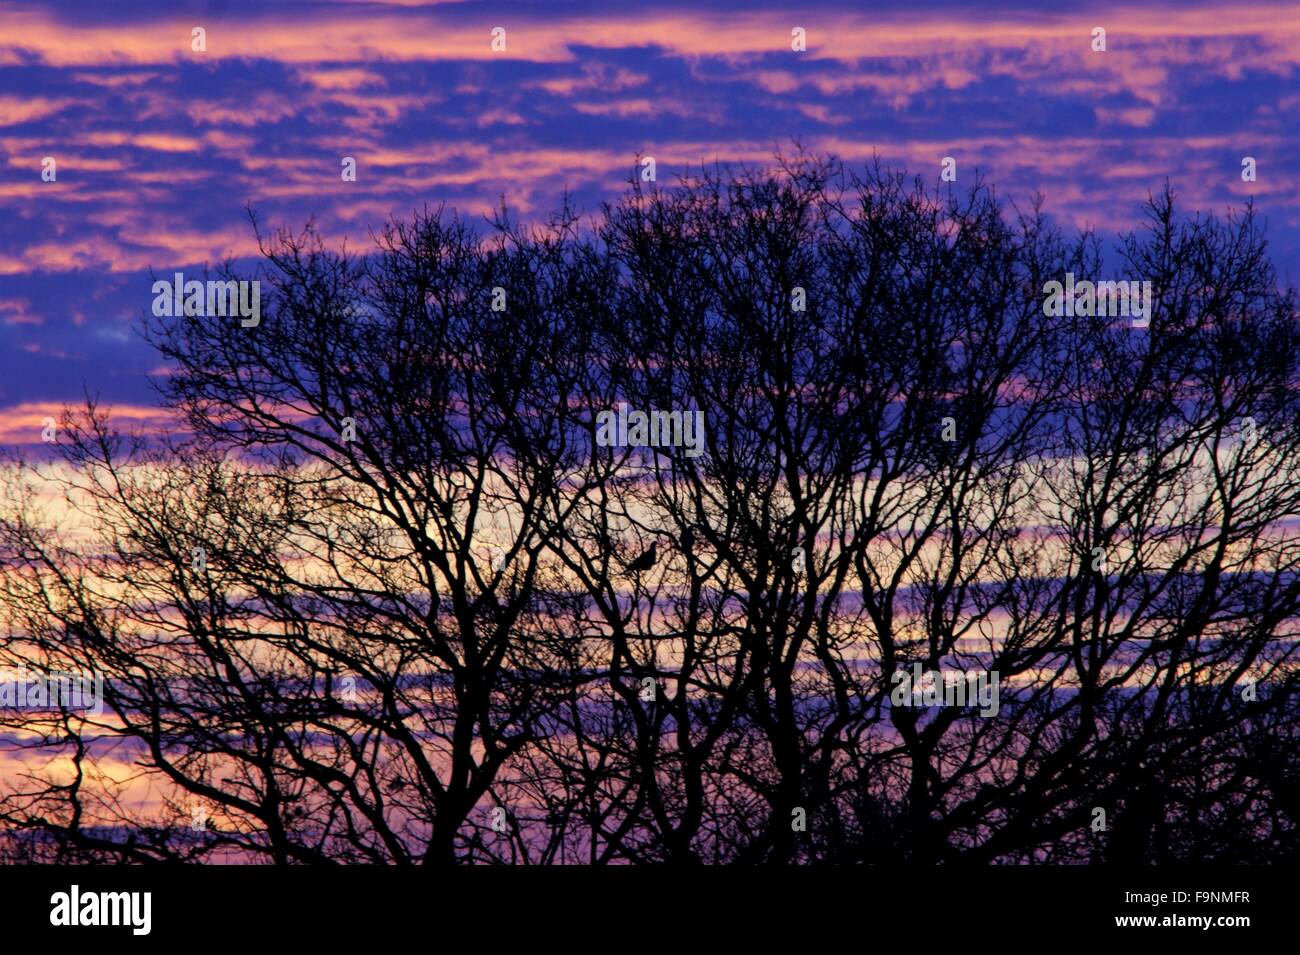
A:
1 0 1297 443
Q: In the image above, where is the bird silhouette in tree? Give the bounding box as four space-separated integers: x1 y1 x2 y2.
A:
626 540 658 574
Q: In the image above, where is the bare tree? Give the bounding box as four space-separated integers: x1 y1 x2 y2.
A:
2 154 1298 864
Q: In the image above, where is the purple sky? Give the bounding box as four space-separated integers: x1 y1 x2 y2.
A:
1 0 1297 441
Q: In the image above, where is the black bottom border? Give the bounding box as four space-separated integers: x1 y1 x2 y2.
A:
0 864 1278 943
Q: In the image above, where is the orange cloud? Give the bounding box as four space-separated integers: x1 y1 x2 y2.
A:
0 402 176 444
0 5 1293 71
0 95 74 126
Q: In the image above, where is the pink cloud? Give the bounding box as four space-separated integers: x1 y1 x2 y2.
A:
0 297 40 326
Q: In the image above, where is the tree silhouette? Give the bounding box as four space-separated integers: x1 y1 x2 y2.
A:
2 153 1298 864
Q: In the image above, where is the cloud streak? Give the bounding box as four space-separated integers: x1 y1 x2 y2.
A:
0 0 1296 414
